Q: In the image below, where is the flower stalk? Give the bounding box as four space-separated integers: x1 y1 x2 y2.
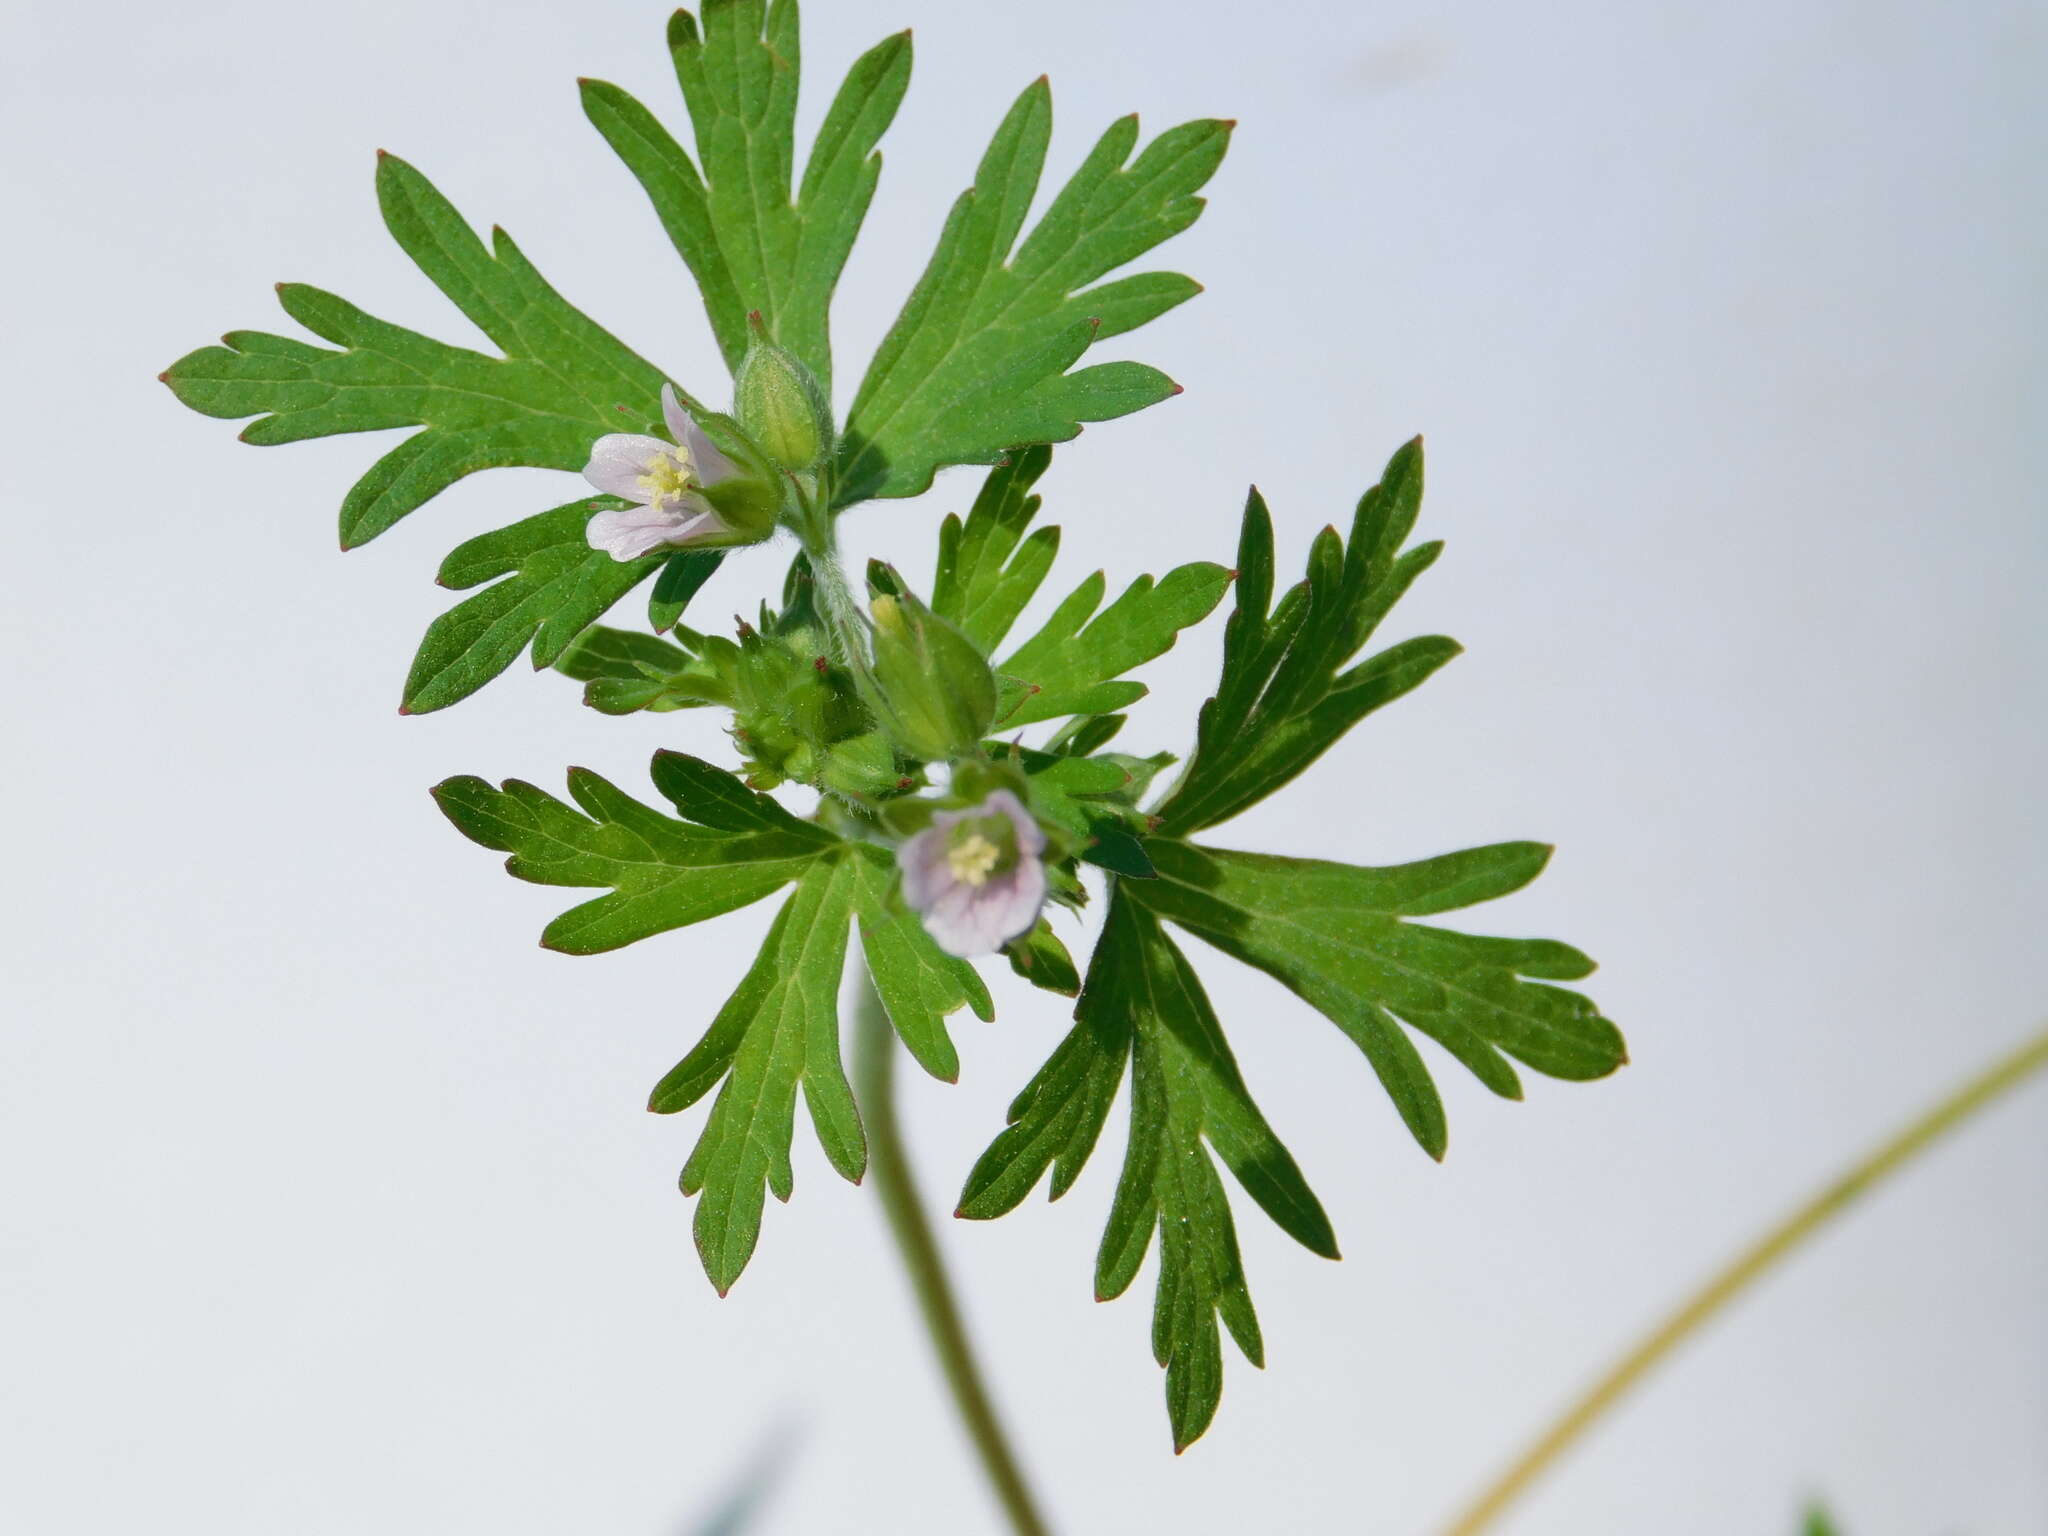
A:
851 958 1054 1536
1440 1020 2048 1536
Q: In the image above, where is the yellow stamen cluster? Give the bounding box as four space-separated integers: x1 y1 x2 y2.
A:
635 445 698 508
946 830 1002 887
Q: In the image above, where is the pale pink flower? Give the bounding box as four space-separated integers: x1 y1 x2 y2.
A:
897 790 1049 958
581 385 740 560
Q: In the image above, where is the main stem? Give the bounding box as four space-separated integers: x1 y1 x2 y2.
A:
1440 1021 2048 1536
852 962 1054 1536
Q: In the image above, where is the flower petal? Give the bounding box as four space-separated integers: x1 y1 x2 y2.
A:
680 413 739 486
586 503 687 562
897 824 953 911
582 434 670 500
921 862 1046 958
664 499 726 545
660 382 692 445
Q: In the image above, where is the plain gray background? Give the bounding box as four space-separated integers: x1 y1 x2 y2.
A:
3 1 2043 1531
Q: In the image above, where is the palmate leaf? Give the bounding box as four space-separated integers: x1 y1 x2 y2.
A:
926 447 1228 726
835 83 1230 506
580 0 911 392
930 445 1058 652
650 852 864 1294
553 622 734 716
402 497 704 715
995 561 1232 728
163 153 670 550
650 843 993 1292
1125 841 1626 1159
960 893 1335 1451
432 750 834 955
1153 438 1460 837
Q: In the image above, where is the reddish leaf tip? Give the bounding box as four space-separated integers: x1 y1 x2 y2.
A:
1169 382 1186 397
375 147 389 160
397 704 413 716
156 371 171 384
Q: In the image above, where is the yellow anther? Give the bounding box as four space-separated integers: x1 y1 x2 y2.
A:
946 831 1002 887
635 446 698 507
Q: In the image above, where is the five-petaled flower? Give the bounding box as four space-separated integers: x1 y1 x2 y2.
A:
897 790 1049 958
581 384 741 560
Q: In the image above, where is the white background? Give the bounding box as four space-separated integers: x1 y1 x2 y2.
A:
3 2 2043 1532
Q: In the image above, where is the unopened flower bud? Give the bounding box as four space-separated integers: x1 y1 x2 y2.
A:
734 331 832 471
866 592 997 764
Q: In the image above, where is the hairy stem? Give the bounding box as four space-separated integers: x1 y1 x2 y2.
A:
851 961 1054 1536
1441 1021 2048 1536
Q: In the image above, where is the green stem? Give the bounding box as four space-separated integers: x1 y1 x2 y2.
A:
851 961 1054 1536
1440 1021 2048 1536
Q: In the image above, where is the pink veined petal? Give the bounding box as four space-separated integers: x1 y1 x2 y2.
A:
582 434 670 500
896 825 953 911
980 858 1049 950
923 864 1046 958
921 882 995 958
680 413 739 487
660 383 692 445
663 501 726 546
587 503 688 562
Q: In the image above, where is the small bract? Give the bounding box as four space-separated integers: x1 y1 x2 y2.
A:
582 384 742 559
897 790 1049 958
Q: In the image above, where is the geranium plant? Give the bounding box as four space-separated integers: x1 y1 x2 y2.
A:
160 5 2045 1532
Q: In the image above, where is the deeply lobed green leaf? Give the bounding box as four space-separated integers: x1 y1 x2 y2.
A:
651 851 867 1293
996 562 1233 728
402 497 677 714
960 893 1334 1450
432 751 833 955
930 445 1058 652
581 1 912 392
1125 839 1625 1159
1153 439 1459 836
646 841 993 1292
835 84 1229 505
163 153 671 550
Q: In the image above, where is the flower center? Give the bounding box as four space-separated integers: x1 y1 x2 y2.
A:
636 445 698 508
946 831 1001 886
945 816 1018 888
